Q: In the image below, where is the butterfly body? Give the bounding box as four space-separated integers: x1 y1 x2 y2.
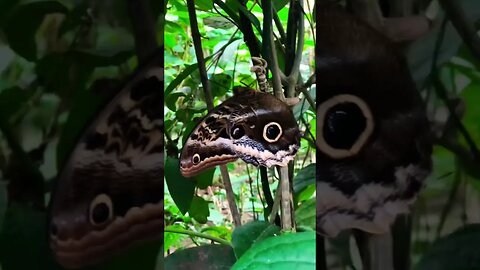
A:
49 55 164 268
316 5 432 237
180 87 300 177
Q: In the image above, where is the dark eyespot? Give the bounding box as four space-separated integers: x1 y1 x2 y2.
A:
263 122 282 142
230 125 245 139
89 194 113 226
324 103 366 149
317 94 374 159
192 153 201 164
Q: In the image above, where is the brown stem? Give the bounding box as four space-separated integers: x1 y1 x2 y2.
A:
127 0 158 64
186 0 241 227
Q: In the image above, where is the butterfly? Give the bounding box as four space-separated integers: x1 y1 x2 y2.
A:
48 52 164 268
180 86 301 177
316 4 432 237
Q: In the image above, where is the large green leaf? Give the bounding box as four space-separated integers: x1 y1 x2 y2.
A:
231 221 281 258
188 196 210 224
3 1 68 61
415 224 480 270
98 240 162 270
295 197 315 230
165 157 195 214
232 231 316 270
195 167 215 189
0 204 62 270
293 163 315 195
165 244 236 270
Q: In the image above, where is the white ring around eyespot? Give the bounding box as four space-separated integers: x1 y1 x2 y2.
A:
89 193 114 226
192 153 201 164
316 94 374 159
263 122 283 143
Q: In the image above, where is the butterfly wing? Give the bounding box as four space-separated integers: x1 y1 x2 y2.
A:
48 53 164 268
180 87 300 177
316 5 432 237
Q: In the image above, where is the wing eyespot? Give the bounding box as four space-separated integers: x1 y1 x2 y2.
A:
89 193 114 226
263 122 282 143
317 94 374 159
230 125 245 139
192 153 201 164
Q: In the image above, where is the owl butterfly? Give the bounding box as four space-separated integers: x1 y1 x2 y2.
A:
180 87 301 177
48 52 164 268
316 5 432 237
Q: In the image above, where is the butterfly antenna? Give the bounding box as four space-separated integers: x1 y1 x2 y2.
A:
250 57 268 92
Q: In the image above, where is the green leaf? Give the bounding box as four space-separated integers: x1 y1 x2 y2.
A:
273 0 290 11
98 240 162 270
195 168 215 189
188 196 210 224
210 74 232 98
3 1 69 61
195 0 213 10
407 0 480 87
165 157 195 214
293 87 316 119
232 232 316 270
165 63 201 96
415 224 480 270
58 2 88 36
231 221 281 258
295 197 315 229
36 49 133 95
56 87 112 169
0 87 35 121
165 244 236 270
0 0 17 26
0 204 62 270
164 224 189 253
201 226 232 241
293 163 315 195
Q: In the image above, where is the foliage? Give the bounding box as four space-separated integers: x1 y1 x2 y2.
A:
163 0 316 268
0 0 164 269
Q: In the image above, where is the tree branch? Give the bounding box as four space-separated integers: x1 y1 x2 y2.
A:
127 0 158 64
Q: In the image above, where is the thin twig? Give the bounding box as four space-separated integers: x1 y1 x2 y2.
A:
164 227 230 245
262 0 284 100
429 16 480 163
286 0 305 98
186 0 241 227
268 183 283 224
272 6 287 44
280 166 292 230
